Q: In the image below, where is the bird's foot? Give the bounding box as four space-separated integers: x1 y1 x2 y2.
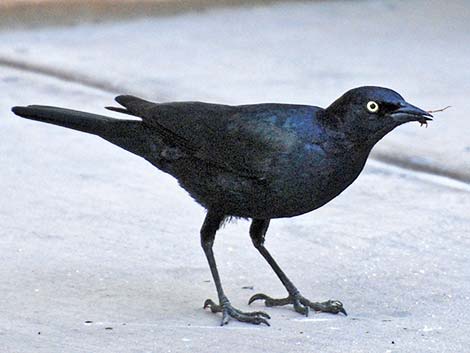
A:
248 292 347 317
203 297 270 326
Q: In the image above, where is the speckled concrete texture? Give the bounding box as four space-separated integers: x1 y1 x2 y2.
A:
1 1 469 352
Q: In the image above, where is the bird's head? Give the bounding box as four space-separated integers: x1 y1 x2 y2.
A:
323 86 432 146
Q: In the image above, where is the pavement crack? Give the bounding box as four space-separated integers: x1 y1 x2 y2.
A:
0 56 122 95
369 160 470 193
373 152 470 187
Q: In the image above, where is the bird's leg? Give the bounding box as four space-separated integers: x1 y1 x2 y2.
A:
201 211 270 326
248 219 347 316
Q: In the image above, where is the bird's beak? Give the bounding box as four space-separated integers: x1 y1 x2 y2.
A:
390 102 433 125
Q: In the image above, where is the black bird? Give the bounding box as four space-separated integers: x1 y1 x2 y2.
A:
12 86 432 326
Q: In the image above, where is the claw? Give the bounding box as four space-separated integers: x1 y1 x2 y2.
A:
221 311 230 326
204 298 271 326
249 293 347 317
249 293 292 307
244 310 271 319
326 300 346 315
203 299 221 313
248 293 270 305
254 317 270 326
293 298 309 316
318 300 347 315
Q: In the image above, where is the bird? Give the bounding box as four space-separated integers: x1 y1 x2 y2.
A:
12 86 432 326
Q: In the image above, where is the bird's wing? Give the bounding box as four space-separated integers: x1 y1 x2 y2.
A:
107 95 316 180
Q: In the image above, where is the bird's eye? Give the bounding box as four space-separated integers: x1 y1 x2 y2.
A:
366 101 379 113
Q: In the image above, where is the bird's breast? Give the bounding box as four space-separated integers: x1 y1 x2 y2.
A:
250 148 369 218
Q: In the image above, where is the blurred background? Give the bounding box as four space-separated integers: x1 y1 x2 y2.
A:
1 1 469 352
2 0 469 180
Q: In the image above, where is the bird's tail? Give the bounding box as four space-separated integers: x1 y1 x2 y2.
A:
11 105 130 137
11 104 151 158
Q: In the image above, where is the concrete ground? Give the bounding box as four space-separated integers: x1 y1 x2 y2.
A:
0 1 469 352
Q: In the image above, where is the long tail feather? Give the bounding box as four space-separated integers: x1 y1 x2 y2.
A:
11 104 150 158
12 105 119 136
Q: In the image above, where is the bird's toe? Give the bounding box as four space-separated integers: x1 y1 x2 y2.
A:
249 292 347 317
204 298 271 326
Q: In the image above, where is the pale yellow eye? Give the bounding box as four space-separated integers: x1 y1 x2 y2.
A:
366 101 379 113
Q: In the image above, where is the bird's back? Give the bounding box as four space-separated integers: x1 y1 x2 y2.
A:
108 96 367 218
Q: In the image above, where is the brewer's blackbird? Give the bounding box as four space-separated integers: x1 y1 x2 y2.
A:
12 86 432 326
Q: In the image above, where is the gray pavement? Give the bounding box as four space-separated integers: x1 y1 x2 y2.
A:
1 0 469 182
1 1 469 352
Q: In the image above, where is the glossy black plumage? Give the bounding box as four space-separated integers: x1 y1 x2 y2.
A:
12 86 432 326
